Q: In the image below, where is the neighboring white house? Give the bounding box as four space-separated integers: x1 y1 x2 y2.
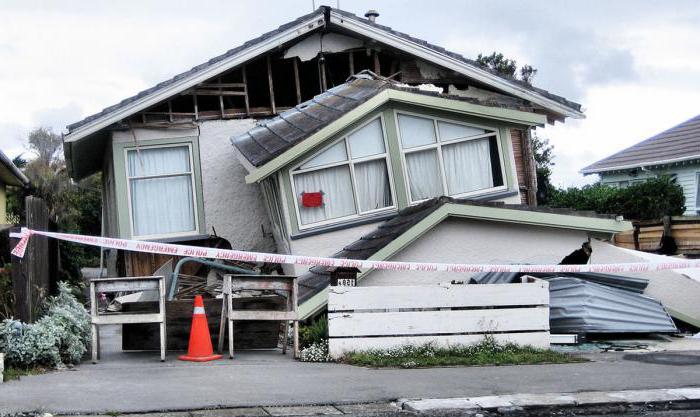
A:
581 114 700 215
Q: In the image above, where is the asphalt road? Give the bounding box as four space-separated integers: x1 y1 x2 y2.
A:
3 327 700 414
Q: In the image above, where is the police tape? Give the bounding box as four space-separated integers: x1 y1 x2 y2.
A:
9 227 700 274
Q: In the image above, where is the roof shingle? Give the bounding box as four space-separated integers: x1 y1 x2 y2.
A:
582 114 700 173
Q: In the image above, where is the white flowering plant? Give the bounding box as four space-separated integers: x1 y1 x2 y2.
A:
299 340 331 362
0 282 90 368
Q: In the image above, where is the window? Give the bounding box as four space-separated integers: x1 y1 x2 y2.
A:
126 144 199 238
290 117 394 227
396 113 505 202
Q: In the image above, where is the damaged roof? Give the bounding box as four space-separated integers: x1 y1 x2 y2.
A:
298 196 629 306
232 72 541 168
64 6 583 144
582 114 700 174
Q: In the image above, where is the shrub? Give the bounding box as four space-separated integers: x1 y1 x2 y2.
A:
549 176 685 220
0 282 90 368
299 316 328 349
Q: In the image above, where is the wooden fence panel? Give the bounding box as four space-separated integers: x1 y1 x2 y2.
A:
328 281 550 359
328 282 548 311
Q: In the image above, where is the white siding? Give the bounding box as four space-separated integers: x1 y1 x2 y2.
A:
599 163 700 215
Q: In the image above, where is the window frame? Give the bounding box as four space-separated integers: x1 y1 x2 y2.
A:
394 110 508 204
123 142 201 240
289 115 397 230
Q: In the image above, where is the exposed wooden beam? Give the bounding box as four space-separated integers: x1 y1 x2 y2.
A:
319 56 327 92
192 94 199 120
218 77 225 118
349 51 355 76
242 65 250 116
293 58 301 104
267 55 276 114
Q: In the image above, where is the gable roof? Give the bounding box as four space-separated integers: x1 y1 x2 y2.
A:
232 72 544 171
581 114 700 174
64 6 583 147
297 196 632 315
0 150 29 187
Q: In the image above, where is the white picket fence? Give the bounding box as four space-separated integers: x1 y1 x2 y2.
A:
327 278 550 358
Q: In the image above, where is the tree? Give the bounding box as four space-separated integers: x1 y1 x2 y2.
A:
8 127 102 285
475 52 538 85
531 134 556 205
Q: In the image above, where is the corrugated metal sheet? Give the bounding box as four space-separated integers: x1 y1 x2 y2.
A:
549 277 677 334
469 271 649 293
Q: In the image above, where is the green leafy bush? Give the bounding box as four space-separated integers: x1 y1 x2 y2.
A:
549 176 685 220
299 316 328 349
0 282 90 368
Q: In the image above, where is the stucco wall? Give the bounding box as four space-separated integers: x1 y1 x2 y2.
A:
198 119 275 251
361 218 590 286
599 164 700 214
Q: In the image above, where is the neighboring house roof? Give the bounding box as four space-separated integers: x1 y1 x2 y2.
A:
233 72 547 183
232 72 541 170
297 196 632 317
581 114 700 174
0 150 30 187
64 6 582 147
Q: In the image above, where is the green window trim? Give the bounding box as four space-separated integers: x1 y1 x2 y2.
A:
112 135 206 240
278 105 526 235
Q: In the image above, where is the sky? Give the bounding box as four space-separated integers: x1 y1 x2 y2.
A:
1 0 699 186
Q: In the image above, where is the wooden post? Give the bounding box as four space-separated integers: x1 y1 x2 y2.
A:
348 51 355 76
293 59 301 104
10 197 50 322
267 56 276 114
373 51 381 75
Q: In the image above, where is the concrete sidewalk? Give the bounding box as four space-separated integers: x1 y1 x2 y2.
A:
3 326 700 414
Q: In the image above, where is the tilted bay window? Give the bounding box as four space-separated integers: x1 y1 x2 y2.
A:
291 117 395 227
126 144 199 238
397 112 505 202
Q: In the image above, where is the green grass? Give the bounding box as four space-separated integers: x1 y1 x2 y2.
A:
340 337 586 368
3 366 46 381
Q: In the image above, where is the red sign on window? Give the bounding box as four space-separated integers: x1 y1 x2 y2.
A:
302 192 324 208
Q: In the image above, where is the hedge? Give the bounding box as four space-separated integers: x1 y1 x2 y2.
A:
549 176 685 221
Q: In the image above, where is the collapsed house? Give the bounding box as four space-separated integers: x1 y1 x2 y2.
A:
60 6 698 347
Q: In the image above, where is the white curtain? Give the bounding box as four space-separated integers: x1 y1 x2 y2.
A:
355 159 392 212
405 149 442 201
442 138 494 195
128 146 190 176
294 165 356 225
127 147 196 237
348 119 385 158
398 114 437 148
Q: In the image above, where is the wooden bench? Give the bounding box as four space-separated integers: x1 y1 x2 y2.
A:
90 276 167 362
218 275 299 359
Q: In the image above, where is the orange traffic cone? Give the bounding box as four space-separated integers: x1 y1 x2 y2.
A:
178 295 223 362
